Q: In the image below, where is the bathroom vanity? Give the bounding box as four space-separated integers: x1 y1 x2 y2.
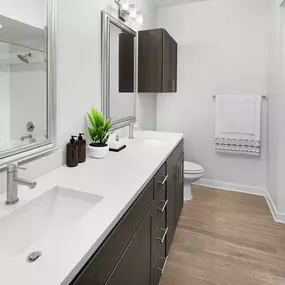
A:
71 138 184 285
0 131 184 285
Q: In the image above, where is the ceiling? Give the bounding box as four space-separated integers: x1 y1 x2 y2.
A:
153 0 208 7
0 15 44 49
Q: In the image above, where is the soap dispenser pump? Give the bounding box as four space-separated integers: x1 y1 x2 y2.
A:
77 133 86 163
66 135 78 167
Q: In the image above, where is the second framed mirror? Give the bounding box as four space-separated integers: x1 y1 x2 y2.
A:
101 11 136 128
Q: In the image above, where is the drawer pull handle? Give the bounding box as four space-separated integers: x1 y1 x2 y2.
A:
158 256 168 274
157 227 168 244
158 175 169 185
157 200 168 213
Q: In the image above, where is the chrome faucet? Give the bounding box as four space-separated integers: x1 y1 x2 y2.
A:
6 163 37 205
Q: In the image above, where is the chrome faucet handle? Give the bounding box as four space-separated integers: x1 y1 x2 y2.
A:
7 163 27 172
17 166 27 171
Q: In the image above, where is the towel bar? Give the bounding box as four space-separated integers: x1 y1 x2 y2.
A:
213 95 268 100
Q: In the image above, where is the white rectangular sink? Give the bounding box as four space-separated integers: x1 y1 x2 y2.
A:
0 187 103 259
127 137 165 148
142 138 164 147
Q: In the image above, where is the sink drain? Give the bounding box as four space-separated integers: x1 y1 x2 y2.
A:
27 251 42 263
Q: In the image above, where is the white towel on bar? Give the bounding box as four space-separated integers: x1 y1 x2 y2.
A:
215 95 262 156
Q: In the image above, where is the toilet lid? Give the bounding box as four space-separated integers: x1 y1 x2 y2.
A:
184 161 204 174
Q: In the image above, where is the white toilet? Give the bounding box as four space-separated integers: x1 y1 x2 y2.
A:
184 161 204 201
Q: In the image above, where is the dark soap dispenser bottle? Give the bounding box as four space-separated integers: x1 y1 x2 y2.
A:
77 133 86 163
66 135 78 167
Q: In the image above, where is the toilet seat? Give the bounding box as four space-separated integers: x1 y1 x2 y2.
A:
184 161 204 174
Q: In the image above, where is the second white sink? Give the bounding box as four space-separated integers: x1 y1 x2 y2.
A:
0 186 103 260
143 138 164 147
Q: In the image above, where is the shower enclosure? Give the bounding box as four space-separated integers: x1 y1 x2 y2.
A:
0 14 47 154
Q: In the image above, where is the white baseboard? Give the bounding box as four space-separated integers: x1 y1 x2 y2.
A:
194 178 266 196
265 190 285 224
194 178 285 224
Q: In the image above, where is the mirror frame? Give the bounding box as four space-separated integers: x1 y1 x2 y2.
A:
101 11 136 129
0 0 57 168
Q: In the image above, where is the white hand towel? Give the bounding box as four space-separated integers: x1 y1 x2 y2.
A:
215 95 262 156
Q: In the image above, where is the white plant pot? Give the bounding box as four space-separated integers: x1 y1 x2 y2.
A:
88 144 109 159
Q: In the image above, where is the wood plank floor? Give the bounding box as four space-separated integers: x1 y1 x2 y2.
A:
160 185 285 285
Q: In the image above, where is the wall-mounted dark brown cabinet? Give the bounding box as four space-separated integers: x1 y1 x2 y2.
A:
71 140 184 285
138 28 178 93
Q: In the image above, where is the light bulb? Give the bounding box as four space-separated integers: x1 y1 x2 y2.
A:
136 12 143 25
129 5 137 18
0 24 3 29
121 0 129 11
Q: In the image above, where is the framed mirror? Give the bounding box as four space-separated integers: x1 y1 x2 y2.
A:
0 0 56 164
101 11 136 128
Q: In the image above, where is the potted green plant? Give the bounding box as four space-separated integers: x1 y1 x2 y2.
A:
87 107 112 159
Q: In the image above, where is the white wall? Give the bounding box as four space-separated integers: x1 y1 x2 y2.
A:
0 0 46 29
156 0 269 192
136 0 158 130
0 0 157 194
267 0 285 213
0 42 10 149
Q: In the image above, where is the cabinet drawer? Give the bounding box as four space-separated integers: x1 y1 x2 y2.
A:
152 212 166 264
154 163 167 199
72 180 154 285
153 244 167 285
152 187 167 232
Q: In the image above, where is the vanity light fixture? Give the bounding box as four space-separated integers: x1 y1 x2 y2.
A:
0 24 3 29
114 0 143 23
114 0 129 21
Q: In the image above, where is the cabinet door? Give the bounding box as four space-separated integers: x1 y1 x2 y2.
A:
105 213 152 285
138 29 163 93
174 154 184 227
138 28 177 93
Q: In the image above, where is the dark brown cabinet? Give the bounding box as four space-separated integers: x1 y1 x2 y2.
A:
71 141 184 285
138 29 178 93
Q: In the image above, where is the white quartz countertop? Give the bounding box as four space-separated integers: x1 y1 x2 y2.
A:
0 131 183 285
